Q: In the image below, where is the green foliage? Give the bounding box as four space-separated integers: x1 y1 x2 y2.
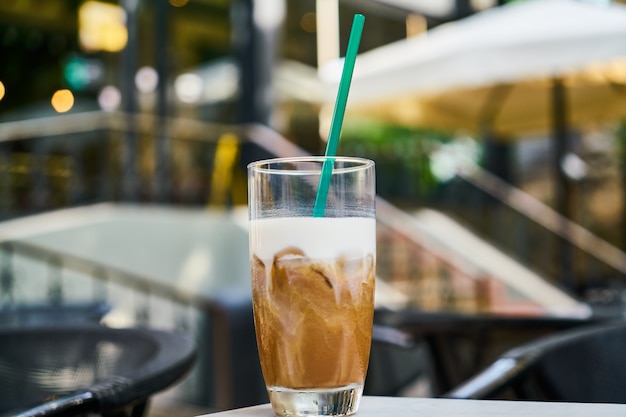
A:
337 119 454 201
340 118 453 146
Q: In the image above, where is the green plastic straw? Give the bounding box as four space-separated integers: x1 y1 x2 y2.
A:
313 13 365 217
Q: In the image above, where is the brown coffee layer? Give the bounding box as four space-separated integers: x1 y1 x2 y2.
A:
252 249 375 389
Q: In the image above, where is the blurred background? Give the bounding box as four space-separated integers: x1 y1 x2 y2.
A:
2 0 626 415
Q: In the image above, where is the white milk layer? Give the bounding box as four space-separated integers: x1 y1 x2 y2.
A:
250 217 376 260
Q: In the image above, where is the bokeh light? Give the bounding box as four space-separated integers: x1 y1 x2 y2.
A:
471 0 497 12
51 89 75 113
175 73 203 104
253 0 285 31
300 12 316 33
0 81 5 101
79 1 127 52
98 85 122 111
135 66 159 93
429 137 480 183
169 0 189 7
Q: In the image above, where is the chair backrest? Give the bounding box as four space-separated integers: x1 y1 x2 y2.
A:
444 321 626 403
0 324 196 416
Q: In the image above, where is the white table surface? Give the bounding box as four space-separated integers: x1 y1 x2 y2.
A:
197 396 626 417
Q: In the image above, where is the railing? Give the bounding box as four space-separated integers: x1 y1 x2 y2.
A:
441 166 626 305
0 111 592 315
0 112 256 217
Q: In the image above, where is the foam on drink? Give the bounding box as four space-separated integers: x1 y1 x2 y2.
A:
250 217 376 261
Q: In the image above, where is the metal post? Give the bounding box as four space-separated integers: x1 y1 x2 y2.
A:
121 0 140 201
231 0 283 126
455 0 473 19
69 134 85 206
0 146 12 217
154 0 169 202
232 0 255 124
0 245 14 306
231 0 284 179
552 77 574 289
622 148 626 250
31 139 48 211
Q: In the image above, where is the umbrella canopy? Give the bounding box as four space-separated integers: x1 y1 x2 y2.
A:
321 0 626 136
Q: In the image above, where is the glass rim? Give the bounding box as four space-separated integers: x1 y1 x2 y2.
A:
247 156 374 175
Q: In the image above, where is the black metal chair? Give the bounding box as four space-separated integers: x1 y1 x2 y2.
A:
444 320 626 403
0 324 197 417
366 323 425 397
374 308 599 396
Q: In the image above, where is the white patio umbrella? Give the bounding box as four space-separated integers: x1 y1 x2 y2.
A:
319 0 626 287
320 0 626 137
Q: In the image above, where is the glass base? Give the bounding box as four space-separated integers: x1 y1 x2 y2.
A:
267 383 363 417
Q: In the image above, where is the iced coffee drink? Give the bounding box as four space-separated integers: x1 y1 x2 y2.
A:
251 217 375 401
248 157 376 417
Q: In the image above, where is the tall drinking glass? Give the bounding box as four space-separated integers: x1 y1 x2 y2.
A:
248 156 376 417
